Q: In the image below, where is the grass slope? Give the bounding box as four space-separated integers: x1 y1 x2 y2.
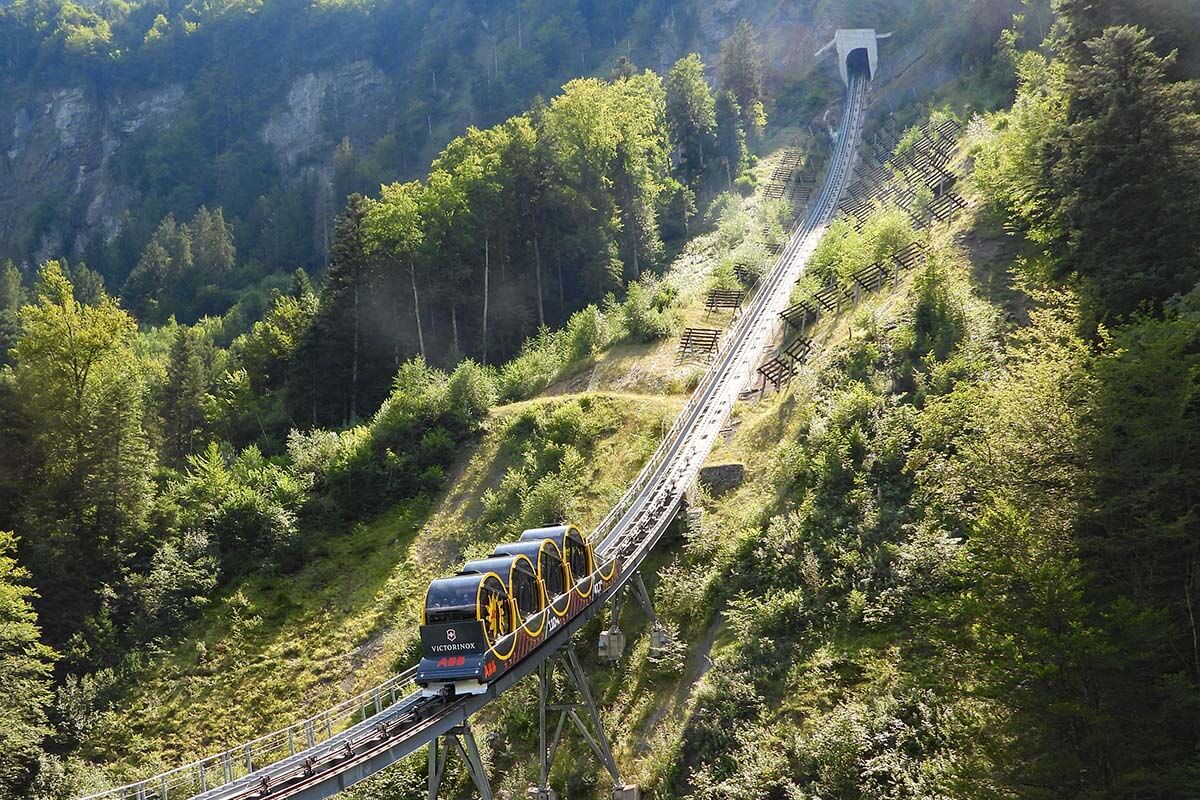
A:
97 393 678 781
98 113 853 792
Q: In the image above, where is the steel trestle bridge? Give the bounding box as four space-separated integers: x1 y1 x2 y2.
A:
84 68 871 800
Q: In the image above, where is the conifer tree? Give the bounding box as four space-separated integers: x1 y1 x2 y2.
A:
715 90 748 182
189 206 236 280
0 261 23 367
0 260 24 312
718 20 767 136
160 326 207 468
290 195 377 426
665 53 717 184
1046 25 1200 316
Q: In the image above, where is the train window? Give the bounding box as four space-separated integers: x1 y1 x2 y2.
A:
520 525 592 583
540 544 566 598
492 541 564 605
462 555 538 614
513 568 542 617
425 575 483 625
564 530 591 582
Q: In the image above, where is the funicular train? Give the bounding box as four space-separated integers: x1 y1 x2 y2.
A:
416 524 617 696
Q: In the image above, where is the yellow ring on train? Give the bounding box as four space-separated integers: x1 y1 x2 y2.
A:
463 553 545 641
492 538 571 618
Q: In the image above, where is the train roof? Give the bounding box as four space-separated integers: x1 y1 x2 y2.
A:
423 571 507 616
519 524 587 547
460 553 536 581
492 539 561 560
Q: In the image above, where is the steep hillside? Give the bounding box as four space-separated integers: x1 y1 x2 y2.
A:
58 391 678 791
7 1 1200 799
0 0 1023 287
72 107 812 787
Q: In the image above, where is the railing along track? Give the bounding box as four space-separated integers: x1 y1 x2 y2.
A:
82 72 870 800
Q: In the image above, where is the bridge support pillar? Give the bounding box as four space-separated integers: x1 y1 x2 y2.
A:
599 590 625 662
630 572 670 658
530 643 637 799
428 722 493 800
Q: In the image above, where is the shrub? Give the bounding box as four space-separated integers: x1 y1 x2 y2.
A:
133 529 220 637
445 360 497 429
496 305 614 402
619 277 676 343
757 197 792 243
497 329 565 402
167 443 309 570
565 305 609 360
893 124 924 159
707 193 750 251
679 669 764 778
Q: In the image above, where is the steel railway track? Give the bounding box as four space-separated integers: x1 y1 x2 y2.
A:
82 71 870 800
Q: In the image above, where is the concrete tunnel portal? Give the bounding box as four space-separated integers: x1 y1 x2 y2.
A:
817 28 892 86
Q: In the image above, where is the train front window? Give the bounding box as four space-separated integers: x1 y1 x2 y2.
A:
425 576 482 625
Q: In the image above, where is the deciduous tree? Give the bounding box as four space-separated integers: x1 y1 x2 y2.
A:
12 262 152 651
0 530 53 798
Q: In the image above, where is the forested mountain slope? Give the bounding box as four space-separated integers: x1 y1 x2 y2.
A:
0 0 1023 316
1 0 1199 798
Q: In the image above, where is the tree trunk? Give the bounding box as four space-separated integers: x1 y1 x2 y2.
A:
557 255 565 318
451 304 459 355
533 235 545 327
482 236 490 364
411 258 425 359
351 283 359 423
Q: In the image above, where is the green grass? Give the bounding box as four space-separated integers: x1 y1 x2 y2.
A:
97 393 679 783
96 127 818 793
100 499 432 775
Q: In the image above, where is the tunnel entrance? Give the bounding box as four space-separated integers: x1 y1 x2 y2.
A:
846 47 871 79
821 29 886 86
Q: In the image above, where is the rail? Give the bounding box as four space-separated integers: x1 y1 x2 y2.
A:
81 70 870 800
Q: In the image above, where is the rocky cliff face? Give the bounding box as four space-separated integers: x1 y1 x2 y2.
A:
261 60 393 170
1 84 185 264
0 58 393 268
0 0 1001 274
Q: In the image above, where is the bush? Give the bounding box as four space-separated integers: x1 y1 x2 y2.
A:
707 193 750 251
619 277 676 343
445 360 497 429
757 197 792 243
497 329 565 402
166 443 309 570
477 398 616 539
133 529 220 637
679 669 764 777
283 357 497 516
496 305 614 403
565 305 609 360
